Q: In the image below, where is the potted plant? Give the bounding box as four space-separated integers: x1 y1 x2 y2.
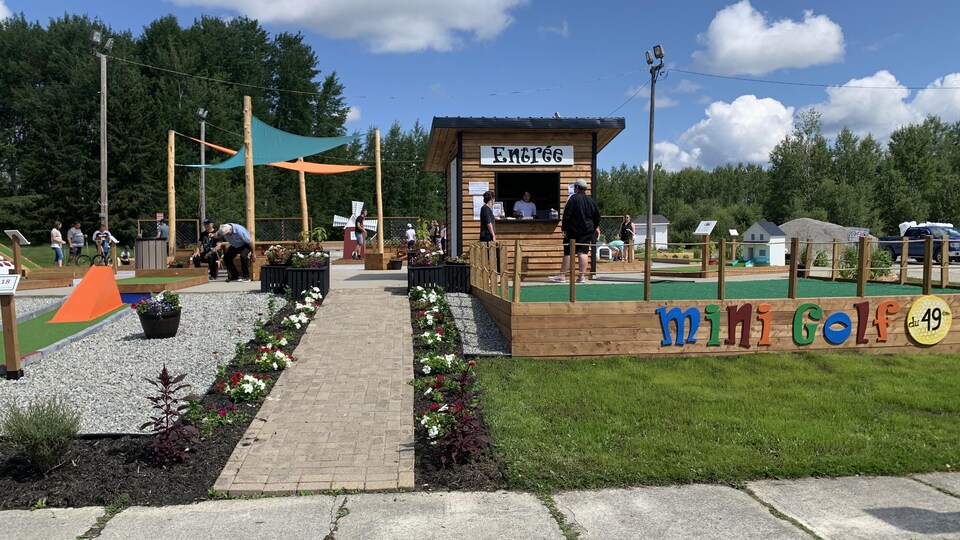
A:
132 290 182 339
408 248 444 290
260 244 289 294
286 250 330 300
444 254 471 293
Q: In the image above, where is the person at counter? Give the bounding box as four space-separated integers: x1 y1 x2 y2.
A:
512 191 537 218
480 191 497 243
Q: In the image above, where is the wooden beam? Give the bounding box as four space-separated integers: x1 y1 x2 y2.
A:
788 237 799 299
923 235 933 295
718 238 726 300
512 239 522 303
644 237 651 301
375 128 384 255
298 157 308 235
167 129 175 258
1 295 20 379
244 95 255 251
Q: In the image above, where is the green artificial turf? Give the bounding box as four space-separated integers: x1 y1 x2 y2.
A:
0 241 42 269
514 278 959 302
477 352 960 491
0 305 128 355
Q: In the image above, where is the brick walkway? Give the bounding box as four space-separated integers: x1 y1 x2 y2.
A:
214 288 414 494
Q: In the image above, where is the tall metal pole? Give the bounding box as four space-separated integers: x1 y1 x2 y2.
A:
199 116 206 220
99 51 108 228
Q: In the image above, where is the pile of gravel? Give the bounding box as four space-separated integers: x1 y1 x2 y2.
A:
446 293 509 357
0 292 274 435
13 296 64 322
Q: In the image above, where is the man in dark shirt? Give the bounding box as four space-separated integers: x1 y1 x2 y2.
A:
479 190 496 242
550 179 600 283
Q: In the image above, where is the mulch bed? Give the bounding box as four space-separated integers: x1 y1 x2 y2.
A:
0 289 507 510
408 297 507 492
0 300 308 510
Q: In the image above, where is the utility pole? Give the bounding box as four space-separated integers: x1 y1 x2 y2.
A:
92 31 113 227
198 108 208 220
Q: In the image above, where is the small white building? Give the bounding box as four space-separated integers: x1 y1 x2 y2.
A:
741 221 787 266
634 214 670 249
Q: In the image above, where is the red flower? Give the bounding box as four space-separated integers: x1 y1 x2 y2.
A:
468 360 477 367
436 328 444 335
437 375 444 382
430 403 439 411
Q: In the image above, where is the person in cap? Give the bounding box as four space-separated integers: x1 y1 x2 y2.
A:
191 219 220 279
549 179 599 283
215 223 254 282
405 222 417 249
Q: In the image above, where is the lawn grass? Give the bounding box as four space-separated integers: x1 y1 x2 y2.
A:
0 241 44 269
0 305 128 355
476 352 960 491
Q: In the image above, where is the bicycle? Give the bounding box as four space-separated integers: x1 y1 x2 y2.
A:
69 239 93 266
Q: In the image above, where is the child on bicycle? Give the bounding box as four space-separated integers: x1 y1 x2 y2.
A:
92 222 115 262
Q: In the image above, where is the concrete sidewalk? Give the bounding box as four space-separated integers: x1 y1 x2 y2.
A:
10 473 959 539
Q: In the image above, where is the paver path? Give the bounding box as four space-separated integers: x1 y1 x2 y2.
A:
214 288 414 494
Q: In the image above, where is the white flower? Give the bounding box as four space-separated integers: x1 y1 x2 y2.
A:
422 365 431 374
241 383 254 394
427 426 439 438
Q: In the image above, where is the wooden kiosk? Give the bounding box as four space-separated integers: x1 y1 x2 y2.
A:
425 117 624 279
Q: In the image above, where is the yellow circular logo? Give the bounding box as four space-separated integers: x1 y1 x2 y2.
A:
906 295 952 345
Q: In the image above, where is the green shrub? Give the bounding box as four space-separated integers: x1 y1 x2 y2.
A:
1 396 80 474
838 247 859 279
813 249 830 267
871 247 894 278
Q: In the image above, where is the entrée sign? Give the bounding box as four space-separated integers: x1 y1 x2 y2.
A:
656 295 952 348
480 146 574 166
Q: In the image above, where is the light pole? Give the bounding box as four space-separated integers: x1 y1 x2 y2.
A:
644 44 664 301
91 30 113 227
197 108 208 220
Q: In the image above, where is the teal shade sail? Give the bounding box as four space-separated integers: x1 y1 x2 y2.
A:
184 117 360 169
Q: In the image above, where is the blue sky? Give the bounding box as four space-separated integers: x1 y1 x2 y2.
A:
5 0 960 171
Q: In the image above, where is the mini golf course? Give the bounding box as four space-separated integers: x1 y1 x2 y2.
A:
0 304 129 358
516 278 960 302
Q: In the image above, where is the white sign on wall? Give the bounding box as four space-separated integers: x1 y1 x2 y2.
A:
480 146 574 166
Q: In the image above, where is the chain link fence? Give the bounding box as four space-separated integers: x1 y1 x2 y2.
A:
257 218 310 243
137 219 198 249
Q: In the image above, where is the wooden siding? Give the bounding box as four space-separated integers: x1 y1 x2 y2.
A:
473 293 960 359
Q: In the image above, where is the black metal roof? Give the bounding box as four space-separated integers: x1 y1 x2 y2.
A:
754 220 788 237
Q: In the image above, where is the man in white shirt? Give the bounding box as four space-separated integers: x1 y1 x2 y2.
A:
405 223 417 249
513 191 537 218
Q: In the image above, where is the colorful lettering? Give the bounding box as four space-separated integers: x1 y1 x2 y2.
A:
656 306 701 346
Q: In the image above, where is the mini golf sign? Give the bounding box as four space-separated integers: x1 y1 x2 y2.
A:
656 295 953 349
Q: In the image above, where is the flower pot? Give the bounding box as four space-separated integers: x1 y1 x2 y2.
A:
286 266 329 301
387 259 403 270
259 265 287 294
138 309 181 339
408 265 444 291
444 263 471 293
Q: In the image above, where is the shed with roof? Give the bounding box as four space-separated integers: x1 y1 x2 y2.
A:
424 116 625 276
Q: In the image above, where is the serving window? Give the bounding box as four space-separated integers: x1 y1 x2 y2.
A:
494 172 561 219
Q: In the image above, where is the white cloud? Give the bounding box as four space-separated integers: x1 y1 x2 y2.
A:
811 70 913 140
649 142 699 172
170 0 527 53
345 105 361 123
674 79 702 94
692 0 844 75
0 1 11 20
539 20 568 38
911 73 960 124
669 95 794 170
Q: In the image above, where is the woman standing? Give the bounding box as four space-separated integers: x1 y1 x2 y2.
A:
50 220 65 267
352 209 367 260
619 214 635 262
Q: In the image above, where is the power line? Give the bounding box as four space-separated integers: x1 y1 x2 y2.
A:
604 78 651 118
669 68 960 91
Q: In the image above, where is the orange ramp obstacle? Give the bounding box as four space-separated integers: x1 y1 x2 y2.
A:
49 266 124 323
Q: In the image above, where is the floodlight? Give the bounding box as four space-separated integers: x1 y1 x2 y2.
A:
645 50 653 65
91 30 102 45
104 38 114 52
653 44 664 59
197 108 208 119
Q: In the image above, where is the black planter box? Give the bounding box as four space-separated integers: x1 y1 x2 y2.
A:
286 265 330 301
443 264 471 293
407 265 444 291
260 265 288 294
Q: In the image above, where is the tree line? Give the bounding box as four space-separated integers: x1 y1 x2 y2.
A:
1 14 958 248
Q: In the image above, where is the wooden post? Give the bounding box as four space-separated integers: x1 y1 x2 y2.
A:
923 235 933 295
487 243 495 295
701 234 710 274
900 237 909 285
512 240 522 303
941 233 950 289
499 243 509 300
856 236 867 297
830 239 839 281
643 237 651 301
375 128 384 255
1 294 20 379
298 158 309 235
111 241 119 273
718 238 726 300
569 239 576 303
804 239 814 277
788 237 799 299
730 238 737 264
11 235 21 277
167 130 176 258
469 245 476 289
243 95 256 252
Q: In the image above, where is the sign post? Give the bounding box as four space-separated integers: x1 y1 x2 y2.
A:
2 230 27 379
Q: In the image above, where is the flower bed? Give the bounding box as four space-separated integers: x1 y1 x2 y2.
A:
407 286 505 489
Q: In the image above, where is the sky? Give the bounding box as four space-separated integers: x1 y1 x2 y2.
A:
4 0 960 172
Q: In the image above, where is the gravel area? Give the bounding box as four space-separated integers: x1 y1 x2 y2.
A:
13 296 64 322
0 292 274 435
446 293 509 357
